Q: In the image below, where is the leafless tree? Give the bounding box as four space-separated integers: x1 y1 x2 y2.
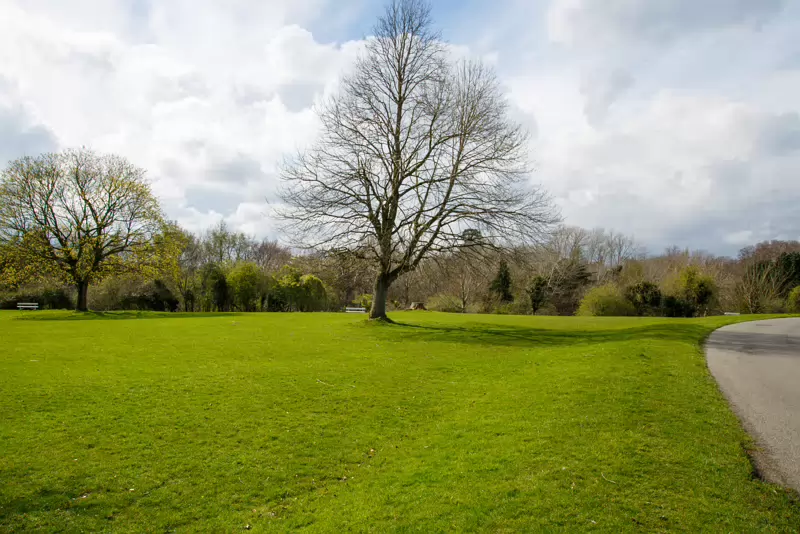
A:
279 0 558 319
201 221 256 265
0 149 164 311
735 259 790 313
252 239 292 272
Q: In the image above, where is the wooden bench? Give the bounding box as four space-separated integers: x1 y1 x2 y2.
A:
16 302 39 311
345 307 367 313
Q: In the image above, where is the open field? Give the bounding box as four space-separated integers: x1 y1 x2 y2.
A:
1 311 799 532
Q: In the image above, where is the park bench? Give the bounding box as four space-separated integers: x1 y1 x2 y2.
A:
16 302 39 311
345 307 367 313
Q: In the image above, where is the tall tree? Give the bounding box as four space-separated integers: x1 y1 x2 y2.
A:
0 150 166 311
279 0 557 320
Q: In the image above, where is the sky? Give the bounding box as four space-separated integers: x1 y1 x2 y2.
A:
1 0 799 257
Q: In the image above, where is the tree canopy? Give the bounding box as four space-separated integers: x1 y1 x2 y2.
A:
0 149 168 311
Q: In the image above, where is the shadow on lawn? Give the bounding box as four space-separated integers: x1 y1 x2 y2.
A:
386 320 713 349
15 311 241 322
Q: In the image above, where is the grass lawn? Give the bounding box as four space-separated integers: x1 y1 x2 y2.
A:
1 311 799 532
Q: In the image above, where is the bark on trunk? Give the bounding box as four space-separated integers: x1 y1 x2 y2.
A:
369 274 391 320
76 280 89 312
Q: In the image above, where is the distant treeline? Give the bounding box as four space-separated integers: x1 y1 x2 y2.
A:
2 222 800 316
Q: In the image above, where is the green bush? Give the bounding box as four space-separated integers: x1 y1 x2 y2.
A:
119 280 179 312
428 294 463 313
677 266 717 316
624 281 662 316
577 284 636 317
662 295 695 318
493 302 515 315
509 293 532 315
0 286 73 310
788 286 800 313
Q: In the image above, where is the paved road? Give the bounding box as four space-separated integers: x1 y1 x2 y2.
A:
706 318 800 492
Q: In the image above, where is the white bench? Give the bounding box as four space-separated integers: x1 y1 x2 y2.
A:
345 307 367 313
17 302 39 310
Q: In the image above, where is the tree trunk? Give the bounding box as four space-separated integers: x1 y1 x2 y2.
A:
369 274 391 320
76 280 89 312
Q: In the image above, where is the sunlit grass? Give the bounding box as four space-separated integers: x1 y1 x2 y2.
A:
1 311 798 532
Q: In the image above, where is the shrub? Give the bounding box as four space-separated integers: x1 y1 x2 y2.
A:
428 293 463 313
0 285 73 310
493 302 515 315
354 293 373 310
119 280 179 312
787 286 800 313
624 281 662 316
677 266 717 316
509 293 532 315
662 295 695 318
577 284 636 317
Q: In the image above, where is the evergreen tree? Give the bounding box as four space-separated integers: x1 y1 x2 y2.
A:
526 275 549 314
490 261 513 302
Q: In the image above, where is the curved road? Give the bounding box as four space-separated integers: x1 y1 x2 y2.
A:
706 318 800 492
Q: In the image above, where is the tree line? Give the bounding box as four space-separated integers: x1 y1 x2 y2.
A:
2 1 797 317
3 209 799 316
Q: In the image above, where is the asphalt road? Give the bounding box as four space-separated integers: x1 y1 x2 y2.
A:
706 318 800 492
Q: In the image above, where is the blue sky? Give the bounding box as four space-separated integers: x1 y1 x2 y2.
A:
0 0 798 256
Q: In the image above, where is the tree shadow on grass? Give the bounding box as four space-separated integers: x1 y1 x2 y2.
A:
384 320 714 349
15 311 241 322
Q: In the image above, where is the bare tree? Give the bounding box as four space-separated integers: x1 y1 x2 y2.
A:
279 0 557 319
171 227 203 311
734 259 790 313
252 239 292 272
201 221 256 265
0 149 165 311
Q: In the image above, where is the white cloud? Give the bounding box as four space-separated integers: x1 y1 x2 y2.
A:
0 0 363 235
1 0 799 256
526 91 800 252
547 0 788 46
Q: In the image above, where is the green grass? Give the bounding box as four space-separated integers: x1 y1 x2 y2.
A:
1 311 798 532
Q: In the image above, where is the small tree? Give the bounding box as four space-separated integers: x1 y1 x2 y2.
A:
299 274 328 312
0 150 166 311
228 262 267 312
526 275 549 315
271 266 304 311
199 263 229 312
547 259 591 315
490 261 513 303
678 266 717 317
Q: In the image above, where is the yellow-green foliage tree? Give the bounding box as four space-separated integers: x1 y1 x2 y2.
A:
228 262 268 312
677 266 718 317
0 150 169 311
